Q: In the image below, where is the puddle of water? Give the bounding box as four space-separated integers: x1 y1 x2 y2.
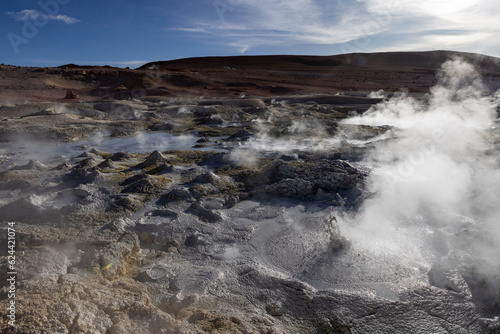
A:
1 132 219 166
77 132 198 153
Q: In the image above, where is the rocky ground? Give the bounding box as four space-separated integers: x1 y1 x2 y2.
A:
0 52 500 333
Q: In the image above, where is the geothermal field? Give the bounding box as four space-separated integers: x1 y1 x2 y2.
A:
1 51 500 333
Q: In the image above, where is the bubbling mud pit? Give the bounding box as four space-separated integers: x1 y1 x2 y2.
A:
1 59 500 334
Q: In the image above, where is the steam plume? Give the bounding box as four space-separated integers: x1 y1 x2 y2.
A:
341 58 500 269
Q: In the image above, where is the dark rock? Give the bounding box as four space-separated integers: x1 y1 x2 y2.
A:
267 179 315 197
224 194 247 208
146 210 178 219
64 89 79 99
227 129 254 141
184 234 209 247
64 166 104 184
279 153 299 161
109 195 143 213
193 106 217 117
198 153 229 168
266 302 284 317
188 183 219 199
89 148 107 156
97 159 118 170
109 151 133 161
72 188 91 198
121 173 149 186
196 115 224 126
149 123 175 131
187 201 222 223
110 129 132 137
122 178 158 194
159 187 194 204
146 163 173 175
54 162 71 170
247 157 365 205
165 239 181 249
242 106 267 114
74 157 98 169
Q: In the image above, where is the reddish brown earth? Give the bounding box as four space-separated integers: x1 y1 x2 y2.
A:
2 50 500 104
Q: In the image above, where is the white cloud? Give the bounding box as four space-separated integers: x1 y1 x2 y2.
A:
361 0 479 17
8 9 39 21
179 0 500 56
50 14 80 24
175 27 209 33
8 9 80 24
230 42 249 54
357 0 500 56
68 60 150 67
103 60 150 67
372 31 499 57
180 0 385 52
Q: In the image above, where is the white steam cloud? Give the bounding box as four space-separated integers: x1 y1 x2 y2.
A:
340 58 500 269
368 89 386 99
228 117 345 167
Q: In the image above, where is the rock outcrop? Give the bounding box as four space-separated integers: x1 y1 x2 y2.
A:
64 88 79 99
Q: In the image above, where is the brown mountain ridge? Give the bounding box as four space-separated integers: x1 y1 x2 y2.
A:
1 51 500 103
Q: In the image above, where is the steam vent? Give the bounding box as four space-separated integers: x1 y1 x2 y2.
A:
1 51 500 333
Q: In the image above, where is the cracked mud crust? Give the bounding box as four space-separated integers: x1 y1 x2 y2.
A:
2 52 500 333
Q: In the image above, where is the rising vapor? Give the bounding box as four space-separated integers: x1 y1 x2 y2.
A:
340 59 500 293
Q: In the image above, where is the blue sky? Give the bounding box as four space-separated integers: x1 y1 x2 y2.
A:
1 0 499 68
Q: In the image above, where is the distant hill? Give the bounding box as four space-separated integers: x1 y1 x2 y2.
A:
140 51 500 72
2 51 500 103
